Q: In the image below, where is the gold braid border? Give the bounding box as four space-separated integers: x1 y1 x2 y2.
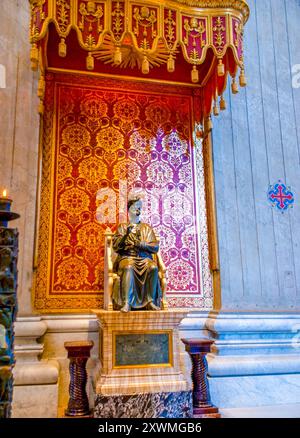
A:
33 72 212 313
33 74 104 312
172 0 249 22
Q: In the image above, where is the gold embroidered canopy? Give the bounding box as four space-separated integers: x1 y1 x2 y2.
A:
29 0 249 121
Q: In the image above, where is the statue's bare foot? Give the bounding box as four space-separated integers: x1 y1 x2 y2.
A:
120 303 130 313
148 302 160 311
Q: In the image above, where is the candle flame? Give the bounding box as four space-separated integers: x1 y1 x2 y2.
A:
2 189 7 197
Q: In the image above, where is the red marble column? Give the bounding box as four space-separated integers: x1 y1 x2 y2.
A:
181 339 220 418
64 341 94 417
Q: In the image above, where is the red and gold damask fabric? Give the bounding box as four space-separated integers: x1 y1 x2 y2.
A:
34 72 211 312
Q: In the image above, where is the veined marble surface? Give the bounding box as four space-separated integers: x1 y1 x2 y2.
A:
208 354 300 376
12 385 58 418
94 391 192 418
220 403 300 418
205 312 300 408
209 374 300 408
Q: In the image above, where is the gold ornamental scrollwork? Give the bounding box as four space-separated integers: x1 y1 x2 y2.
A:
182 15 207 63
29 0 249 119
56 0 71 33
234 19 243 50
169 0 249 21
111 1 125 41
79 2 104 34
30 0 46 40
183 17 206 49
212 17 226 53
164 10 177 50
133 5 158 49
29 0 249 64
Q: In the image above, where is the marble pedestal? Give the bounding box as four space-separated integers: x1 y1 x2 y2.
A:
12 317 59 418
93 310 192 418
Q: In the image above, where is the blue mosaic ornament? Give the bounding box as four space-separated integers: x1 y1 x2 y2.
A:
268 180 294 212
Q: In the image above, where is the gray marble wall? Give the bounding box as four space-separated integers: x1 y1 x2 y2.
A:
212 0 300 311
0 1 39 316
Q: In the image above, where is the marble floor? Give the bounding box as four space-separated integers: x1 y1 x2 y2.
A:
220 404 300 418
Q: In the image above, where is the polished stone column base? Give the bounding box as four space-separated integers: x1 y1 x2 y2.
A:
193 406 220 418
12 317 59 418
94 391 192 418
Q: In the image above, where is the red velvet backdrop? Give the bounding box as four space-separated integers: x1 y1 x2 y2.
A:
35 72 207 311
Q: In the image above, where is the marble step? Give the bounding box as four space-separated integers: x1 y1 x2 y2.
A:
220 403 300 418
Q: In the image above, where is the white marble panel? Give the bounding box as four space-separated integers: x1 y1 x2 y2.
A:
12 385 58 418
210 374 300 409
220 403 300 418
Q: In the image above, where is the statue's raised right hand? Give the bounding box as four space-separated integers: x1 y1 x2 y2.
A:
126 225 134 235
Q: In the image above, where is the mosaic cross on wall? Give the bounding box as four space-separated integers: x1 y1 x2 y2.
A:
268 180 295 213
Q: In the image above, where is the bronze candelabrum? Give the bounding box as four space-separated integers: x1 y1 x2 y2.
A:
0 194 20 418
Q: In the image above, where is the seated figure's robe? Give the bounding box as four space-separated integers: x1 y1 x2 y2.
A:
112 222 162 310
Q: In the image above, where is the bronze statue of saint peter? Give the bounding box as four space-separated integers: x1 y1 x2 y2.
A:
112 196 162 313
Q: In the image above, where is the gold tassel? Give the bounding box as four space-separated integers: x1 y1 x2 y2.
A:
205 117 213 132
58 38 67 58
30 44 39 71
142 56 150 74
86 52 94 70
38 100 44 115
217 59 225 76
239 68 247 87
167 55 175 73
231 77 239 94
37 75 45 99
213 100 220 116
114 47 122 65
220 95 226 110
191 65 199 83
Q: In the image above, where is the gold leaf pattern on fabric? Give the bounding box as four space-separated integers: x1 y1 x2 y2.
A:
56 257 89 291
59 187 90 215
79 156 107 181
96 126 124 151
